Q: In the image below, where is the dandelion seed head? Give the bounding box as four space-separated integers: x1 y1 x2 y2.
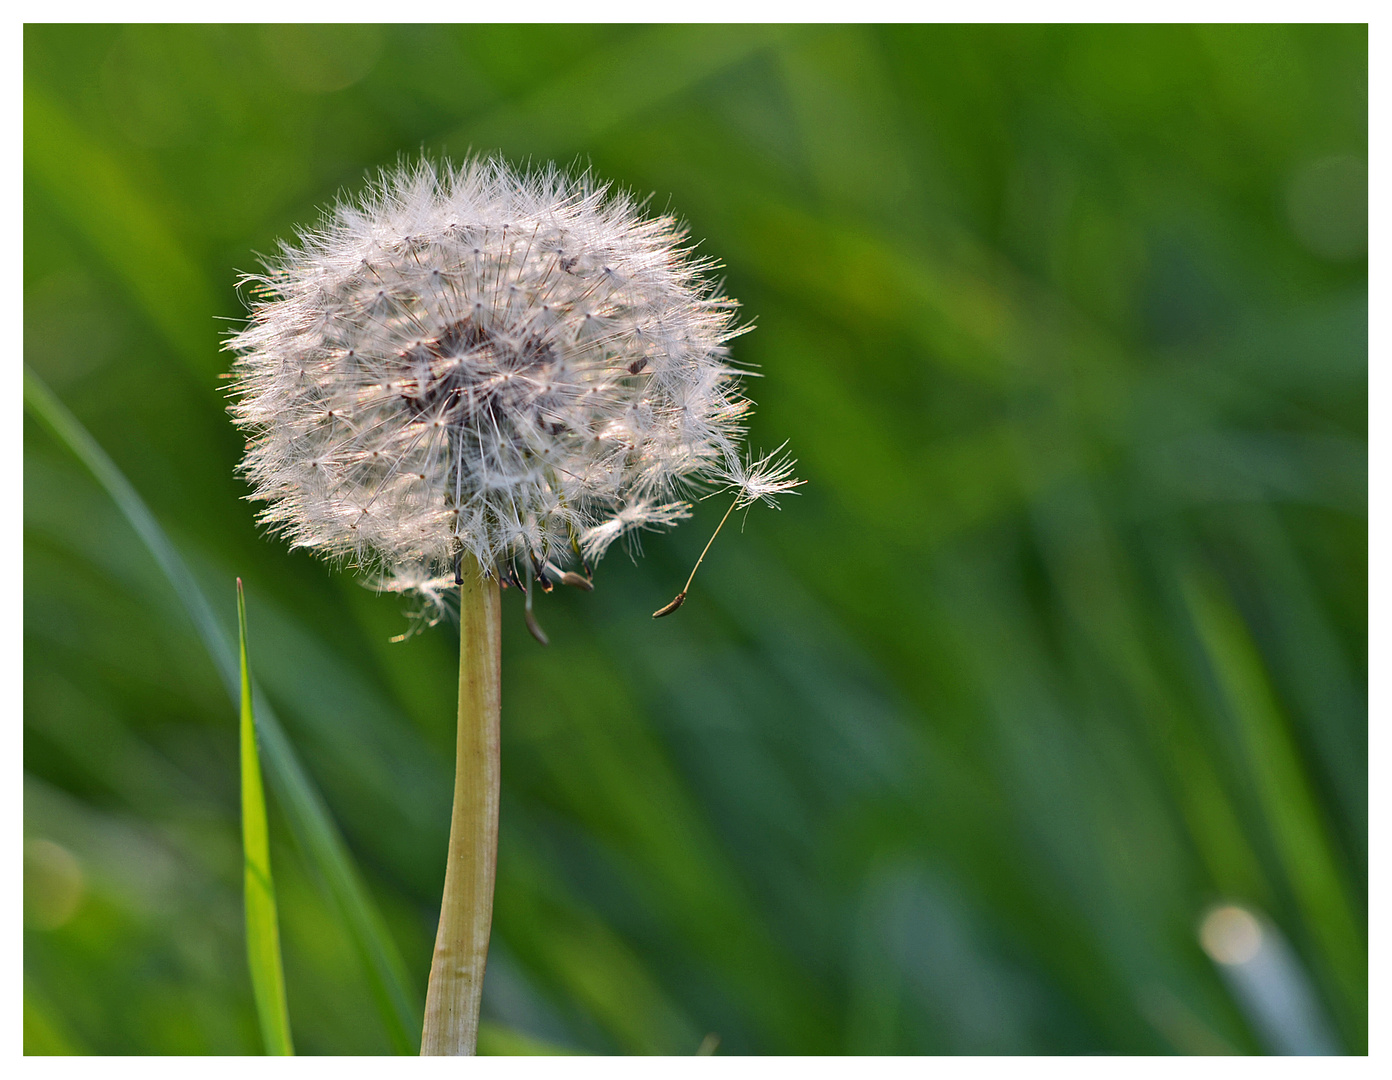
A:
228 156 797 601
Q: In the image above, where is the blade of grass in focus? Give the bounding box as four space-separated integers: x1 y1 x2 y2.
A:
238 578 294 1055
23 367 421 1054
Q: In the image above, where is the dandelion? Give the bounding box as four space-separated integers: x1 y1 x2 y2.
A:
226 156 799 1055
229 157 796 615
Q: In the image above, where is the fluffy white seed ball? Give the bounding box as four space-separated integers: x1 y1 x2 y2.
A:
228 157 794 598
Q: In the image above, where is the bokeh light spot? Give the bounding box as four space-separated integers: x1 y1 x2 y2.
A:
1199 905 1263 966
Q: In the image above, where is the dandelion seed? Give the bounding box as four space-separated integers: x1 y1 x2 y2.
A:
725 442 805 509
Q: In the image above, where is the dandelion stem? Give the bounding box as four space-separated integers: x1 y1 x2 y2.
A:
421 556 501 1055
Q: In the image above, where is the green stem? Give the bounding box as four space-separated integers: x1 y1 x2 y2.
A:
420 556 501 1055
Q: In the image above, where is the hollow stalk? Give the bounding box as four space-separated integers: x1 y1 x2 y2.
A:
421 556 501 1055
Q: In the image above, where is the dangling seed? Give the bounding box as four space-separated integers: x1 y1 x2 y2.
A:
652 496 739 619
522 563 549 645
524 606 550 645
652 592 686 618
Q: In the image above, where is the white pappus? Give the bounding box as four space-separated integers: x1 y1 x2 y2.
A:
227 157 800 630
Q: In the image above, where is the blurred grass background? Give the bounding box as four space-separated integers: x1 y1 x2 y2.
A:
23 24 1366 1055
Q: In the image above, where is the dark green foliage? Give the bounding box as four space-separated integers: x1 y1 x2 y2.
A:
24 24 1365 1055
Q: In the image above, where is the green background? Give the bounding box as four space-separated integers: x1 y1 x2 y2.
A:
24 24 1366 1055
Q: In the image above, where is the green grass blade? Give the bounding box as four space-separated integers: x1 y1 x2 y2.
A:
24 86 218 374
238 579 294 1055
23 367 422 1054
1181 565 1365 1049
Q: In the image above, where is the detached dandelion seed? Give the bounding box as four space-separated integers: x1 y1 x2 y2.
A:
226 156 799 1055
